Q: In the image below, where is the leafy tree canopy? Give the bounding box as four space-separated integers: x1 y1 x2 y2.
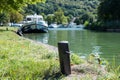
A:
24 0 99 17
0 12 10 24
0 0 46 12
45 9 68 25
10 11 23 23
23 0 99 24
98 0 120 21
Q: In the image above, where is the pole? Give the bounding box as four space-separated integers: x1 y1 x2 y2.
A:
58 41 71 75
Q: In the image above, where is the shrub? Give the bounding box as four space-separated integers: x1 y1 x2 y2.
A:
71 54 84 65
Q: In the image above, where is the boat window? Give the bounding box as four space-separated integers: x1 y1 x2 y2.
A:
27 18 31 21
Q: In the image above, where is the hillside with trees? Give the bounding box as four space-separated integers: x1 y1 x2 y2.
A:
24 0 100 24
86 0 120 31
0 0 100 26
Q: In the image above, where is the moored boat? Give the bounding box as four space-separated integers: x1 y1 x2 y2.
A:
48 23 58 28
18 14 48 34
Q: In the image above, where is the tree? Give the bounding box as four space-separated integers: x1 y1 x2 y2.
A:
98 0 120 21
0 12 10 25
74 12 95 25
46 14 54 25
40 13 46 20
62 16 68 24
54 9 68 24
10 11 23 23
24 0 99 19
0 0 46 12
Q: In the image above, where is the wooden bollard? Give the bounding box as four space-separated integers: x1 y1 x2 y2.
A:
58 41 71 75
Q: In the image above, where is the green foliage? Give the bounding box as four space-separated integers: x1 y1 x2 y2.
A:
86 20 120 31
74 12 96 25
98 0 120 21
10 11 23 23
0 0 45 26
54 9 68 24
0 0 45 12
46 9 68 25
0 27 120 79
0 27 61 79
46 14 54 25
84 21 89 27
86 0 120 31
24 0 99 22
87 53 102 65
71 54 84 65
0 11 23 25
40 13 46 20
98 59 120 80
0 12 10 25
106 66 120 80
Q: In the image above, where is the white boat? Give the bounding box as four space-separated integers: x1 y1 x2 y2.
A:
19 14 48 33
67 22 77 28
48 23 58 28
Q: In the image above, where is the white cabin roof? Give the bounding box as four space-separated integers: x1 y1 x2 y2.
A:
26 14 43 19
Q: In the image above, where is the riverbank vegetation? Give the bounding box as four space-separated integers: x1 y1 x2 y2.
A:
0 27 61 79
0 27 120 79
85 0 120 31
0 0 120 79
24 0 99 25
1 0 120 32
0 0 45 26
0 0 99 26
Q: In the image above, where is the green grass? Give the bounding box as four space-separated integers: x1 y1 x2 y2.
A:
0 27 61 79
0 27 120 80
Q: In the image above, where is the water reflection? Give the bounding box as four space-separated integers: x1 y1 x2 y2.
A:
92 46 102 54
24 29 120 65
24 33 49 44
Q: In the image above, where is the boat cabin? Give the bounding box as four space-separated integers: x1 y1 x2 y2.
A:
26 14 43 23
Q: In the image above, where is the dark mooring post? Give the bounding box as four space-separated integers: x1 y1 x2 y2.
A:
58 41 71 75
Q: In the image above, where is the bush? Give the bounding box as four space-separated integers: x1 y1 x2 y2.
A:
71 54 84 65
84 21 89 27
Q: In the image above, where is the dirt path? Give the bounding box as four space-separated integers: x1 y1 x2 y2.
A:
64 63 107 80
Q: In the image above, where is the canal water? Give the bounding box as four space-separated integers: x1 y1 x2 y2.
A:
24 28 120 65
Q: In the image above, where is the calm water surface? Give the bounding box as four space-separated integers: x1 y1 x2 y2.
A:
24 28 120 65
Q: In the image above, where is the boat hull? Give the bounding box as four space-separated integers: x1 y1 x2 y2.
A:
20 23 48 33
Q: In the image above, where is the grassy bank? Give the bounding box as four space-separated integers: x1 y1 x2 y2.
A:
0 27 61 79
0 27 120 80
